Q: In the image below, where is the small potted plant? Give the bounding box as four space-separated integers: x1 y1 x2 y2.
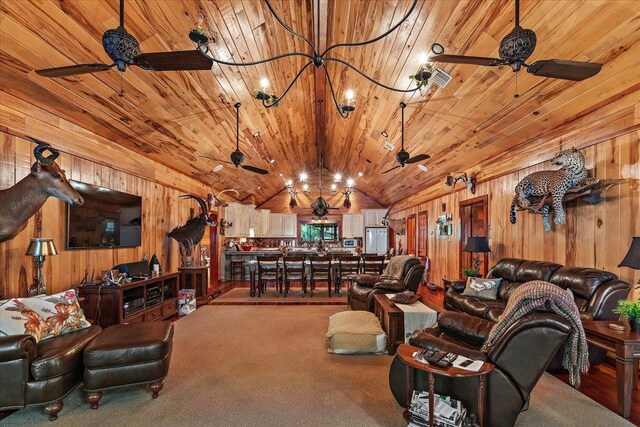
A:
461 268 480 279
613 299 640 332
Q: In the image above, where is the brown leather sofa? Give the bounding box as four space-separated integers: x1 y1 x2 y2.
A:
348 257 424 312
445 258 631 323
389 311 571 427
0 325 102 420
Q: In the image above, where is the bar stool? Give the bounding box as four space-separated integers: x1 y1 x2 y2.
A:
230 259 245 282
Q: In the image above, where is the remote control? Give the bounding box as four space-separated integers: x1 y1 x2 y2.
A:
436 352 458 368
427 350 447 365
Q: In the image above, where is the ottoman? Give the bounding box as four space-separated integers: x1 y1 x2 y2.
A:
83 321 174 408
326 311 387 354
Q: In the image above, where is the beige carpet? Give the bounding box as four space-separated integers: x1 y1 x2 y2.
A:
210 287 348 305
4 306 632 427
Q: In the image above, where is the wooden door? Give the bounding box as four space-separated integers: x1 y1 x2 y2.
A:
406 214 416 256
418 211 428 259
459 196 489 277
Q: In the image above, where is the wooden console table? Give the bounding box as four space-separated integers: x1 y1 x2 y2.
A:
178 266 209 305
582 320 640 418
78 273 179 328
373 294 441 355
397 344 494 427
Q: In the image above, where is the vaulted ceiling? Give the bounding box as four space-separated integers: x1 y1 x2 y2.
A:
1 0 639 206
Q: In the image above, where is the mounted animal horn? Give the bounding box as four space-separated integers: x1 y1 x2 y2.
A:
180 194 209 215
31 138 59 165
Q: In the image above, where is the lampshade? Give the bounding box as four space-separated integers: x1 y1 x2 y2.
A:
463 236 491 253
619 237 640 270
25 238 58 257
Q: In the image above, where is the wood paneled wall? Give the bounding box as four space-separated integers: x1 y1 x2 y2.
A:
390 133 640 298
0 132 211 298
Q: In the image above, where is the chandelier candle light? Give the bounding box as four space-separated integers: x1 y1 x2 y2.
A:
190 0 438 118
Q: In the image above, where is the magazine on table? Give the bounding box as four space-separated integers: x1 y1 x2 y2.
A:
408 390 467 427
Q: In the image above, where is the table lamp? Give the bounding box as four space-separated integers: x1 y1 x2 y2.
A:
25 238 58 296
463 236 491 275
619 236 640 288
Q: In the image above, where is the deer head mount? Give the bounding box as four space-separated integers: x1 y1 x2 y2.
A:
0 139 83 242
445 172 477 194
382 205 406 235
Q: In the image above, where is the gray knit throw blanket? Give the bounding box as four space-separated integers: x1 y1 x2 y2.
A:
480 281 589 387
381 256 414 280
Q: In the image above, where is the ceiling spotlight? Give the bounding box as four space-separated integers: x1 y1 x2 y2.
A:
299 172 308 182
285 179 293 187
253 131 260 138
358 172 363 177
381 131 388 138
269 159 275 164
418 164 429 172
346 178 355 188
213 165 223 172
431 42 445 55
334 173 342 182
279 173 284 177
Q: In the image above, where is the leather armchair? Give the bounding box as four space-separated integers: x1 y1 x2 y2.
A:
348 258 424 312
389 311 570 427
0 325 101 421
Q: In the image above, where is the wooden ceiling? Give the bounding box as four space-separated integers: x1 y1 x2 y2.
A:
1 0 639 207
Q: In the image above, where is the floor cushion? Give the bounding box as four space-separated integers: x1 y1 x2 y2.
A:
326 311 387 354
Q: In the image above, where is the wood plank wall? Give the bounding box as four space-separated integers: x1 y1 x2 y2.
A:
390 133 640 299
0 132 211 298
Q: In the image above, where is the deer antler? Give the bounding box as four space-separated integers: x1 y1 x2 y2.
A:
30 138 59 165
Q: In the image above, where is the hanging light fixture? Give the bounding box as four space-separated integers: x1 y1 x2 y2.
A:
191 0 432 118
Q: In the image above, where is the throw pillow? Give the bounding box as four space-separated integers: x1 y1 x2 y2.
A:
461 277 503 300
0 299 52 342
21 289 91 337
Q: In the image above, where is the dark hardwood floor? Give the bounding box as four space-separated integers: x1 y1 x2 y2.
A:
417 284 640 426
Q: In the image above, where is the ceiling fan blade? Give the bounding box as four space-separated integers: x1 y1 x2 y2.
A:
201 155 233 165
406 154 431 164
35 63 112 78
133 51 213 71
382 165 401 175
429 54 503 66
242 165 269 175
527 59 602 81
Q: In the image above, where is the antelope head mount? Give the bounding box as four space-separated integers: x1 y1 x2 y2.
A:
0 139 83 242
382 205 406 235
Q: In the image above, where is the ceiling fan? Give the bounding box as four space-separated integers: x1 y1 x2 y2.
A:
382 102 430 175
428 0 602 81
34 0 212 78
202 103 268 175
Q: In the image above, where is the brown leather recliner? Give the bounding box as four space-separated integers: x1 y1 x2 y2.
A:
0 325 102 420
389 311 570 427
445 258 631 368
348 257 424 312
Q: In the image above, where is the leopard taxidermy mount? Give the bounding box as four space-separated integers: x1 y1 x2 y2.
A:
510 147 588 231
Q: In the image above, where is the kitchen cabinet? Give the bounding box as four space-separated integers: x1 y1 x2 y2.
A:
224 203 255 237
342 213 363 238
268 213 297 237
362 209 389 227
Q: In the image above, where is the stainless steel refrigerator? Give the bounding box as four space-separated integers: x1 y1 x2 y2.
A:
365 227 388 254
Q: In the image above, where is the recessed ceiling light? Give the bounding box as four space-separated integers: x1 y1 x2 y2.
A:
270 159 275 163
253 131 260 138
381 131 388 137
213 165 223 172
418 164 429 172
279 173 284 177
358 172 363 177
431 42 444 55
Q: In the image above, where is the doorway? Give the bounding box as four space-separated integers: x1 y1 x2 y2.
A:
418 211 428 260
459 196 489 277
208 212 219 290
406 214 416 256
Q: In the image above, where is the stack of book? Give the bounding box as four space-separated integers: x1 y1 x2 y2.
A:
408 390 467 427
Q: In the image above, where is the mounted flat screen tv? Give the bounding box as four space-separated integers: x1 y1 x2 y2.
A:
66 180 142 249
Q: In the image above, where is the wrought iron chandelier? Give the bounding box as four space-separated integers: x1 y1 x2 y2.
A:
190 0 435 118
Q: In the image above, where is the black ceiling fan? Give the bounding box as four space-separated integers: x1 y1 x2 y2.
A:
34 0 212 78
202 103 268 175
428 0 602 81
382 102 430 175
